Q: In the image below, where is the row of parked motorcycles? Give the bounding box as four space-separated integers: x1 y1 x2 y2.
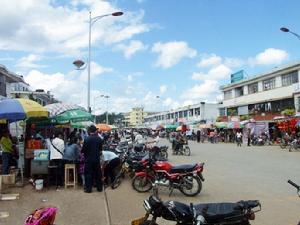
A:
279 137 300 151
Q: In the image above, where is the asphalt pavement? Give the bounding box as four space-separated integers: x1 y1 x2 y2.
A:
1 139 300 225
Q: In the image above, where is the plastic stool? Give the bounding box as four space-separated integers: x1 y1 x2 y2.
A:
64 164 77 189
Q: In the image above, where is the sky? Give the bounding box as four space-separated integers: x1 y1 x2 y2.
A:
0 0 300 114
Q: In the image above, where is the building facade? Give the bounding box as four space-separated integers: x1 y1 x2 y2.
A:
219 61 300 121
10 89 59 106
144 102 219 128
124 107 148 127
0 65 29 98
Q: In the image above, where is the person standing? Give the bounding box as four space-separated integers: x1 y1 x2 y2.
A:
236 130 243 147
247 129 251 146
82 125 103 193
196 130 201 143
48 132 65 187
0 130 16 174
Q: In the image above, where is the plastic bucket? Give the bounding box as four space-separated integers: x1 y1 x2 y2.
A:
35 179 44 190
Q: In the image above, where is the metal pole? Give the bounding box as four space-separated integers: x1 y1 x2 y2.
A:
87 11 92 113
106 97 108 124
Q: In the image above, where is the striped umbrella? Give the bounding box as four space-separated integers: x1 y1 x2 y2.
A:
0 98 48 122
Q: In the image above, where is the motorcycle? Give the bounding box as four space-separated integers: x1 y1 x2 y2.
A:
131 194 261 225
172 139 191 156
287 180 300 225
288 139 300 152
132 152 204 196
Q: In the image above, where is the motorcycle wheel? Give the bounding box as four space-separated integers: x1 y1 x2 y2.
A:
179 175 202 196
111 176 122 189
132 176 153 193
184 146 191 156
280 142 286 149
159 151 168 159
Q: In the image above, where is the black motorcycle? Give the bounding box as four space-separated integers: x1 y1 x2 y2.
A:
131 195 261 225
287 180 300 225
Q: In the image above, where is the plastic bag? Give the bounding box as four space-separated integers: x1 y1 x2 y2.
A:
24 207 57 225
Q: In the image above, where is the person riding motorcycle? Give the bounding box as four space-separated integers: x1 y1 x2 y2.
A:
173 133 186 154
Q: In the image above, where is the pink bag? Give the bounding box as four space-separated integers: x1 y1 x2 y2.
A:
24 207 57 225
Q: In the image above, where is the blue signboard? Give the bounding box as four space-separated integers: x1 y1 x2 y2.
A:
231 70 244 83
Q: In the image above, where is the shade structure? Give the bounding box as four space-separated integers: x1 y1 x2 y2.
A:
156 124 164 130
227 121 244 129
96 123 112 132
215 122 227 128
0 98 49 122
176 125 189 131
165 124 177 129
54 109 92 124
45 103 84 117
71 121 94 128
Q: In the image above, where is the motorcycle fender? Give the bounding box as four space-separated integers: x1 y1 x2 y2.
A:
135 171 148 177
198 173 205 181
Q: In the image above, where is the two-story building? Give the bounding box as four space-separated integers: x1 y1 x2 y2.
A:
219 61 300 122
144 102 219 128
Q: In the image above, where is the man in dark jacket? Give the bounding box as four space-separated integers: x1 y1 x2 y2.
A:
82 125 103 193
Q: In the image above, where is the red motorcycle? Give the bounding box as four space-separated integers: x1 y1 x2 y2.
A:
131 154 205 196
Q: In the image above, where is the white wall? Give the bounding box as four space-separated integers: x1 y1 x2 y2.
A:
222 85 294 108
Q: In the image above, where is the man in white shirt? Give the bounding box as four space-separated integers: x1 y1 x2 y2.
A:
48 132 65 186
236 131 243 147
102 151 121 185
134 132 144 144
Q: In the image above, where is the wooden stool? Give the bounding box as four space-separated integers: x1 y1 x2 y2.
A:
64 164 77 189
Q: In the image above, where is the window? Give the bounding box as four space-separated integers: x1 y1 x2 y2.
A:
235 87 243 97
219 108 226 116
263 78 275 91
248 82 258 94
224 90 232 100
282 71 298 86
195 108 200 116
298 97 300 113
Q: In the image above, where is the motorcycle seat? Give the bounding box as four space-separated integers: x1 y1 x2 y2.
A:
194 202 247 223
170 164 197 173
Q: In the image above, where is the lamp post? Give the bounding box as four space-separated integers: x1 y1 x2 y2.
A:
101 95 110 124
280 27 300 40
73 11 123 113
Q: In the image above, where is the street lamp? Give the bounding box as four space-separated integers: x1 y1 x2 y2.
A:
280 27 300 40
73 11 123 113
101 95 110 124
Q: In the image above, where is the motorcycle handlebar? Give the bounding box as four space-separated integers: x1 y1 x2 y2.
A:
288 180 300 190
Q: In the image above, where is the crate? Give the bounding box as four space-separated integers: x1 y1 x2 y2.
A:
31 160 49 175
34 149 49 161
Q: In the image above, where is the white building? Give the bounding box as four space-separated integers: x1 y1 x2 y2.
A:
219 61 300 121
144 102 219 128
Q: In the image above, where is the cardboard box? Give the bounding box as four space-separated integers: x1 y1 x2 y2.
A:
1 174 16 184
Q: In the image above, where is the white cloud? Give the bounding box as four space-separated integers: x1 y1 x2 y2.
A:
152 41 197 68
224 57 244 68
79 61 113 82
0 1 151 55
197 54 222 68
249 48 289 66
115 40 148 59
16 54 46 69
181 80 219 101
160 85 167 94
163 97 180 110
192 64 232 81
127 75 133 81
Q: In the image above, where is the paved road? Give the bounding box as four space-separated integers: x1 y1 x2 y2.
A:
1 140 300 225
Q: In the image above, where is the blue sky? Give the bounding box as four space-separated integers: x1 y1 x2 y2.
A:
0 0 300 113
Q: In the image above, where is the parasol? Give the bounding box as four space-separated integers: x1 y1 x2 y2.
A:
0 98 49 122
165 124 177 129
45 103 84 117
215 122 227 129
96 123 112 132
199 124 212 129
227 121 244 129
54 109 92 124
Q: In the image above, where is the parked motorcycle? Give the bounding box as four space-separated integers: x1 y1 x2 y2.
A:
131 152 204 196
287 180 300 225
131 195 261 225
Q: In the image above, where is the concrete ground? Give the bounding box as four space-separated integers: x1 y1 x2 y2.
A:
1 139 300 225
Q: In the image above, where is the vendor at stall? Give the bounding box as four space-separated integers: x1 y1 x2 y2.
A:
0 130 17 174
